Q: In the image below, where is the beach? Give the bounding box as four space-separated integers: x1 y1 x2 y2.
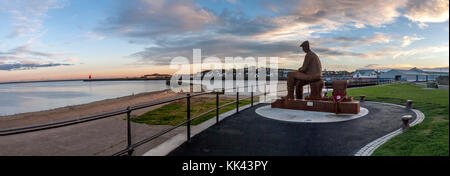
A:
0 89 192 155
0 89 183 129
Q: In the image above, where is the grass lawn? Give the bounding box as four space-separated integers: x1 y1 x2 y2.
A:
131 95 255 126
347 83 449 156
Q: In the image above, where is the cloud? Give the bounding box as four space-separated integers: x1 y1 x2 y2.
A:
85 31 105 41
363 64 380 68
0 44 62 58
64 57 79 62
404 0 449 27
129 33 374 66
98 0 406 43
0 0 68 38
130 36 299 65
392 46 449 58
289 0 405 27
215 9 279 37
96 0 448 68
0 63 72 71
312 32 392 47
400 35 424 47
0 44 76 71
98 0 216 40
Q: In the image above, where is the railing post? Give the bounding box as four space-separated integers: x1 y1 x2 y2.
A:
216 90 219 124
126 106 134 156
186 94 191 141
264 85 267 103
251 85 254 107
236 90 239 113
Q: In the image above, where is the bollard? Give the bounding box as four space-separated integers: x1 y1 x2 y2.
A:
360 95 365 102
406 100 413 109
402 115 413 130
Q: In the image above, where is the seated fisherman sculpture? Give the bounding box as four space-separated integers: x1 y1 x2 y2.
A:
284 41 322 100
273 40 360 114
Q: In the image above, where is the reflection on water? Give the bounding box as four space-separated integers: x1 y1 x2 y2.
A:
0 80 169 116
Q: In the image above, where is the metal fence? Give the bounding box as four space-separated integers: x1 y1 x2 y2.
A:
0 79 394 156
325 78 393 88
0 85 267 156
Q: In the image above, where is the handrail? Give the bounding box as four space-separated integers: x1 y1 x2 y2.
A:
0 109 128 136
0 84 259 136
0 79 393 155
112 90 267 156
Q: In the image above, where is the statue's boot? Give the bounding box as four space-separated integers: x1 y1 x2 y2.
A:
282 79 296 100
295 84 303 99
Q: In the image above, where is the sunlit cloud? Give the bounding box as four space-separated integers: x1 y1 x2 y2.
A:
400 35 424 47
392 46 449 58
404 0 449 28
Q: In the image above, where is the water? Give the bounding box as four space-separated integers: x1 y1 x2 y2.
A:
0 80 327 116
0 80 169 116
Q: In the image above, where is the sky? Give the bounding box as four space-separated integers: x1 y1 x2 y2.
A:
0 0 448 82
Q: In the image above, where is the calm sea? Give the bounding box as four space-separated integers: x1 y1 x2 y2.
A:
0 80 169 116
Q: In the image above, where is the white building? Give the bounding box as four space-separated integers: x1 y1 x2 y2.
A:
352 69 378 78
379 68 448 82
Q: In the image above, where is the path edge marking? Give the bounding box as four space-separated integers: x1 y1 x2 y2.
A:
354 101 425 156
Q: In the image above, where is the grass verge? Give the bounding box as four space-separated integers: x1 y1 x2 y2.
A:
347 83 449 156
131 95 255 126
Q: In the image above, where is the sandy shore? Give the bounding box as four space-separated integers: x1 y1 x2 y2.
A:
0 83 282 155
0 88 248 156
0 89 184 129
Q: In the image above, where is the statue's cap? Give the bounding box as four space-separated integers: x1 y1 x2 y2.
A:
300 40 309 47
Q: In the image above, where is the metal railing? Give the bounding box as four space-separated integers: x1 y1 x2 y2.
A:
325 78 393 88
0 79 394 156
0 84 269 156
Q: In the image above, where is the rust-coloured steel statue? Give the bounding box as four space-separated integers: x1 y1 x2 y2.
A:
284 40 322 100
273 41 360 114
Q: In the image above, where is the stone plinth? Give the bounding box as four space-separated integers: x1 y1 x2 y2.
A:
271 99 360 114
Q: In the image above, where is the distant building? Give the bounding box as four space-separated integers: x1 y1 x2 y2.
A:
322 70 352 82
352 69 378 79
379 68 449 82
142 73 171 79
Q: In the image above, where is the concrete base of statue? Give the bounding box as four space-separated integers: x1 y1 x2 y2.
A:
256 105 369 123
271 99 361 114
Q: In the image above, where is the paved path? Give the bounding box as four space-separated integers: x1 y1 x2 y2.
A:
0 104 185 156
169 101 417 156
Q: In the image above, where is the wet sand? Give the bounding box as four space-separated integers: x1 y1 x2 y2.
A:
0 90 184 129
